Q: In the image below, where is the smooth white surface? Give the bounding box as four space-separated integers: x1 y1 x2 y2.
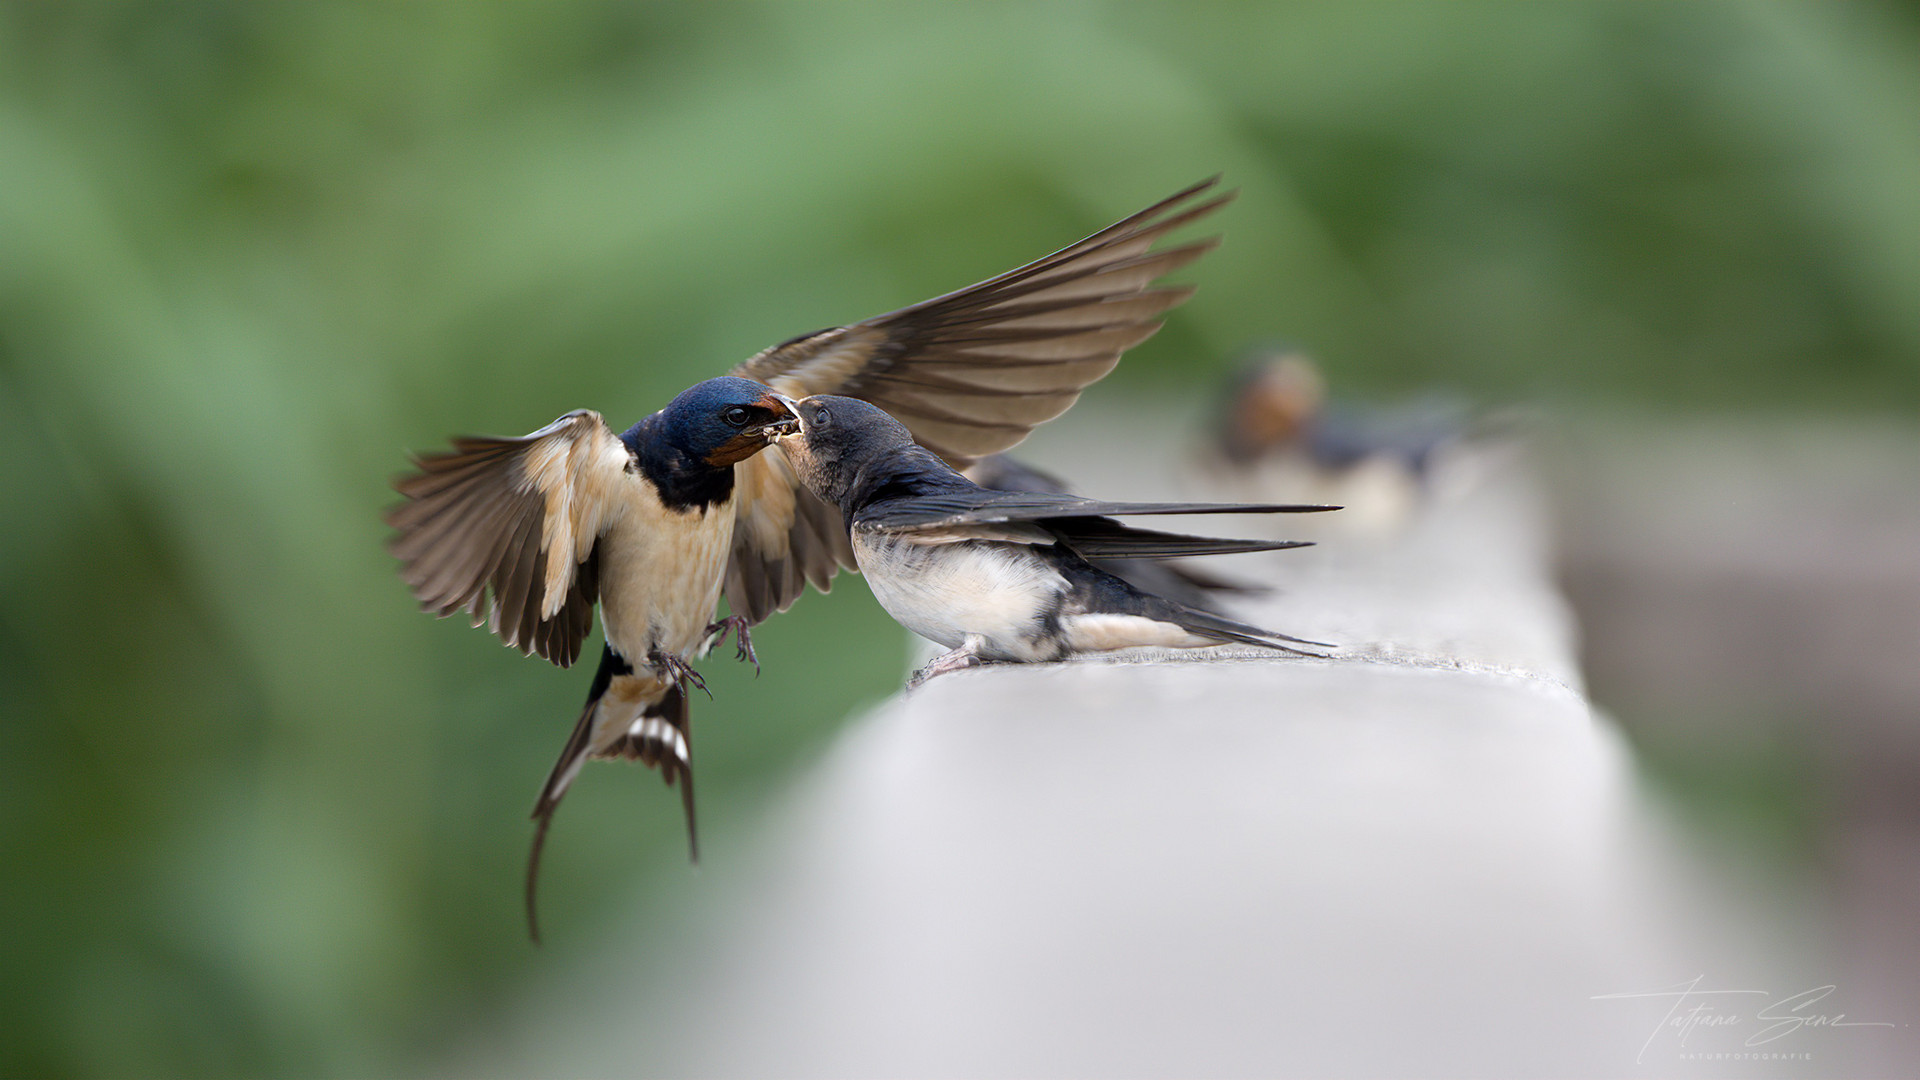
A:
465 410 1848 1078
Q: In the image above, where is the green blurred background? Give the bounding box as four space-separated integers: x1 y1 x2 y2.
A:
2 2 1915 1075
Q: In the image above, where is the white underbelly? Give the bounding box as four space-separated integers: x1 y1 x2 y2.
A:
598 497 735 661
855 532 1067 661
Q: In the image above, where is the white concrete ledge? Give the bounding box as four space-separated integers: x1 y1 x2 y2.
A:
470 409 1837 1078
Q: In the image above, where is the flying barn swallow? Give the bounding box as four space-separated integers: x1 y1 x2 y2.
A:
387 179 1234 939
773 395 1336 685
387 377 796 938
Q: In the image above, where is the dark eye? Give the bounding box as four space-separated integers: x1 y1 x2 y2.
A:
722 406 751 427
811 405 832 428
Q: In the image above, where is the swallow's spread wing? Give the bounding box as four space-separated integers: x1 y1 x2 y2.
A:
721 438 854 627
731 178 1231 462
722 177 1234 623
387 409 634 667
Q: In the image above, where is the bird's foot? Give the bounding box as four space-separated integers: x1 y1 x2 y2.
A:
700 615 758 674
649 648 711 698
907 638 990 690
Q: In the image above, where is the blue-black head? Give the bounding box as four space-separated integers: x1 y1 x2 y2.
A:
620 377 797 511
634 376 799 469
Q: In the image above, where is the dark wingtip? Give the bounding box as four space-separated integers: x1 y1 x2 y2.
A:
1179 174 1233 205
1267 629 1338 651
1168 174 1221 202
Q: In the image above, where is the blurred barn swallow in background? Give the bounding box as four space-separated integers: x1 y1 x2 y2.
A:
965 454 1268 613
387 179 1233 939
1211 345 1475 533
774 395 1336 685
1216 345 1468 478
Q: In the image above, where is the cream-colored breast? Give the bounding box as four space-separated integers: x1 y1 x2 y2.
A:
855 532 1067 661
596 475 736 662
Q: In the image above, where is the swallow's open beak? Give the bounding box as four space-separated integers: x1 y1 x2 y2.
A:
765 392 804 438
752 393 802 439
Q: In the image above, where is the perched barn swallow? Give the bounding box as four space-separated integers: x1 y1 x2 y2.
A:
774 395 1336 685
964 454 1268 613
388 179 1233 939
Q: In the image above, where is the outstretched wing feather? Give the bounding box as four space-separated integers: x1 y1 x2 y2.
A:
385 409 632 667
719 179 1233 624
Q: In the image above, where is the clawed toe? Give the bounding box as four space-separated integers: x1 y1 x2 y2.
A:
907 642 988 689
701 615 759 674
649 649 711 698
